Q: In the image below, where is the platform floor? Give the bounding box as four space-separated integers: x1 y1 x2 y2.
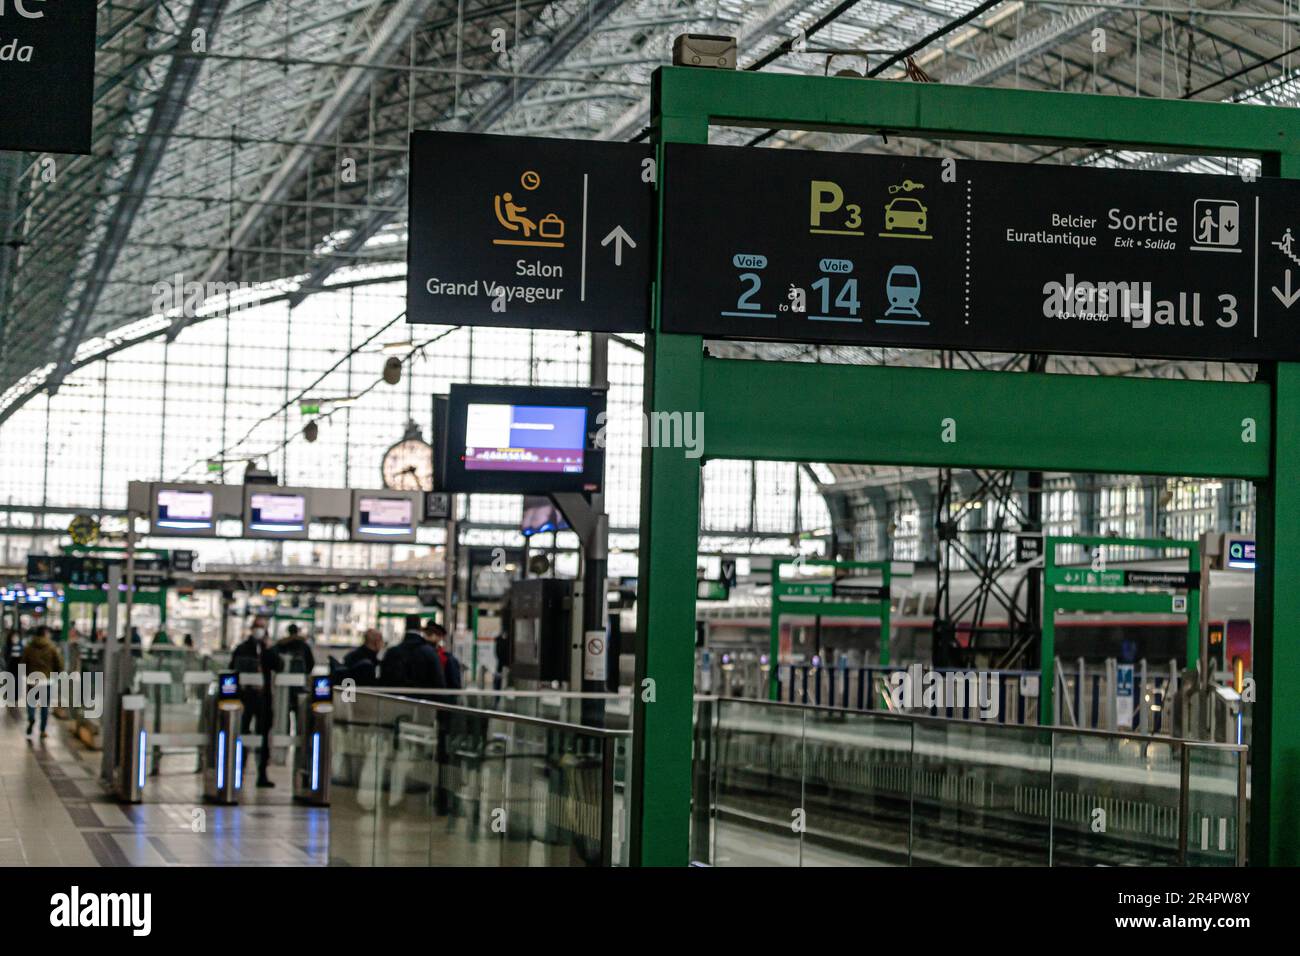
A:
0 705 327 866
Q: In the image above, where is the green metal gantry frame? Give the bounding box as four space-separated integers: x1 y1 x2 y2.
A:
1041 535 1200 726
630 66 1299 867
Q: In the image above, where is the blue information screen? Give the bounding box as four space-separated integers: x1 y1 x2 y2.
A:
463 403 587 474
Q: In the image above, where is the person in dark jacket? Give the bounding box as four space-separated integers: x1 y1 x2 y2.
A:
229 617 283 787
20 626 63 738
379 615 445 689
275 623 316 675
423 620 463 690
275 623 316 723
338 628 384 686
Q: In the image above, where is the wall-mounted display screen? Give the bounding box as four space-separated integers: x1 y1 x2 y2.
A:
350 491 419 542
464 403 587 474
151 485 217 536
244 490 310 539
437 384 605 494
218 673 240 698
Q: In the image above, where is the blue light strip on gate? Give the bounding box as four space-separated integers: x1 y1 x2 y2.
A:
235 740 243 789
217 731 226 789
311 732 320 790
138 731 147 788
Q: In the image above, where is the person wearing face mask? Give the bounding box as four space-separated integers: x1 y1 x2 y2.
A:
229 616 283 787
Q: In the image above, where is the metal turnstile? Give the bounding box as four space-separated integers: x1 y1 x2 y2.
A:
204 673 244 804
292 677 333 806
116 694 147 803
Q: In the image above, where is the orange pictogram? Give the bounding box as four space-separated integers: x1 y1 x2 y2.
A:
493 171 565 248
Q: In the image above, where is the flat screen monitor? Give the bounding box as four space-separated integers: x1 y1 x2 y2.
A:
438 384 605 494
351 491 418 542
311 676 332 701
152 485 217 536
218 672 240 698
244 490 310 540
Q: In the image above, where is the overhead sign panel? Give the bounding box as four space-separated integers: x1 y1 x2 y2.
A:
661 143 1300 361
0 0 96 154
407 131 653 332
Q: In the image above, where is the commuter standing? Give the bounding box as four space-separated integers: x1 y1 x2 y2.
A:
339 628 384 686
230 616 283 787
275 623 316 726
424 621 463 690
379 615 445 689
20 626 63 739
275 622 316 675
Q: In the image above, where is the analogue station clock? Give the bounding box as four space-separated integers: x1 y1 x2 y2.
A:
381 434 434 491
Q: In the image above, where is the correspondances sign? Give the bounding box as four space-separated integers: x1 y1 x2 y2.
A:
407 131 653 332
0 0 96 154
661 143 1300 361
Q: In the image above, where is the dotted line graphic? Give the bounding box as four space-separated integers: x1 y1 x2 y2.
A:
964 180 972 324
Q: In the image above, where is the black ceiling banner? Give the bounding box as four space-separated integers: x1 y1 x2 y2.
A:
0 0 97 154
661 142 1300 362
406 131 653 332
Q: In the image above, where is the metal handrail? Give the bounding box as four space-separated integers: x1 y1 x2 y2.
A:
348 688 631 737
354 686 630 699
698 693 1247 752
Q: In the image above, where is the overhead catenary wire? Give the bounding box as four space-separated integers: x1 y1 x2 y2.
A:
176 310 407 477
214 325 463 478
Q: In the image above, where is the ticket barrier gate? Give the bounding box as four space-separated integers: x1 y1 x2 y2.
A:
204 672 244 804
292 676 333 806
116 695 147 803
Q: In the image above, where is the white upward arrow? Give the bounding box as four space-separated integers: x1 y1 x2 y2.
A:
601 225 635 266
1273 269 1300 309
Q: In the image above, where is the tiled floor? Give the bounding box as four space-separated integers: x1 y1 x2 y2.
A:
0 705 328 866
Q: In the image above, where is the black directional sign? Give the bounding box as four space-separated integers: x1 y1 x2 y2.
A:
1015 534 1044 564
407 131 653 332
661 143 1300 361
0 0 96 154
1125 570 1199 590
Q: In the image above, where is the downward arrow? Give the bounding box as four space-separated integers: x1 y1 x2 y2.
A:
1273 268 1300 309
600 225 635 266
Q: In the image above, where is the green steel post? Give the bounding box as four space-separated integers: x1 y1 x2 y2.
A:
1185 549 1200 672
1041 540 1056 725
470 605 479 680
880 562 891 667
1252 356 1300 865
629 100 707 866
768 559 783 700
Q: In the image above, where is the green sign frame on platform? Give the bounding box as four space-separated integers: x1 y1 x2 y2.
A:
768 558 896 700
1041 535 1200 726
631 66 1299 867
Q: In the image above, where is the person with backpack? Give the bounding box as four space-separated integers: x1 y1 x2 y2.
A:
379 615 445 689
274 623 316 726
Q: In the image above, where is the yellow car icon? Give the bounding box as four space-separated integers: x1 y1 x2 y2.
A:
884 197 927 233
